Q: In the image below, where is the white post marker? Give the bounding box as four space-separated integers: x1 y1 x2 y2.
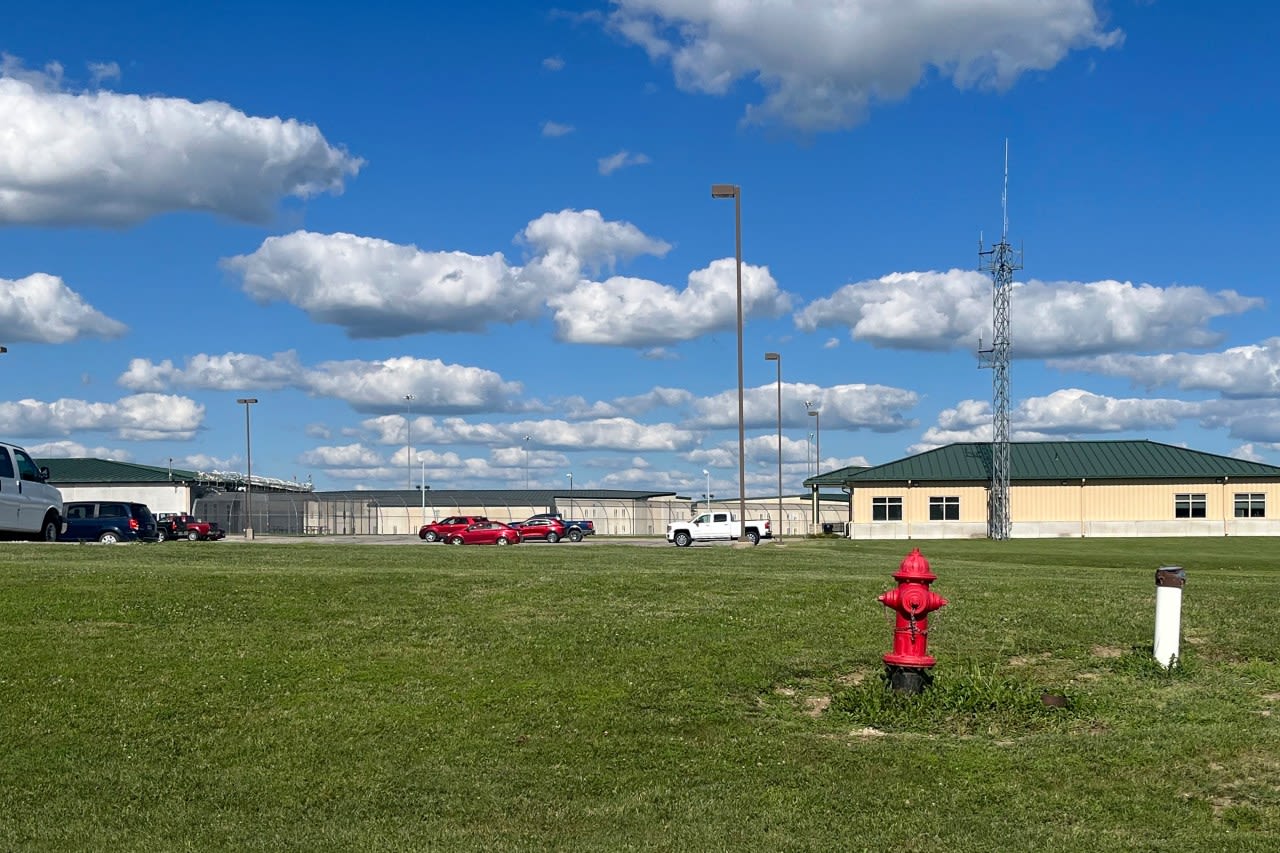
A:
1154 566 1186 668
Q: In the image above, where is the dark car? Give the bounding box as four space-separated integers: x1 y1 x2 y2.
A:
60 501 159 544
447 521 522 546
419 515 489 542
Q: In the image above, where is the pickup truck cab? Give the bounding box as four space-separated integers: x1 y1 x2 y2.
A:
0 441 64 541
666 511 771 547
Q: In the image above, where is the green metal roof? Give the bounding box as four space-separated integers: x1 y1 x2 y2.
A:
803 465 868 488
317 488 677 503
38 458 200 484
839 441 1280 483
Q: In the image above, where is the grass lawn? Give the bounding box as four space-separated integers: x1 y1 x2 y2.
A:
0 537 1277 851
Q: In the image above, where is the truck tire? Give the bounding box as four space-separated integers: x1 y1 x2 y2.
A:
673 531 692 547
33 512 60 542
187 530 200 541
568 528 583 542
156 529 167 543
745 530 760 546
546 531 560 543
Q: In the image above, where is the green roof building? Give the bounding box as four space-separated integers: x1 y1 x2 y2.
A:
811 440 1280 539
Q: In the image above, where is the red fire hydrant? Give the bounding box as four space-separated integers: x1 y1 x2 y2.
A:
878 548 948 693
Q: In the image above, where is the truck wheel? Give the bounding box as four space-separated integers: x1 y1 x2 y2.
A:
674 531 692 547
546 531 560 543
746 530 760 546
568 528 583 542
156 529 167 543
34 512 60 542
187 530 200 541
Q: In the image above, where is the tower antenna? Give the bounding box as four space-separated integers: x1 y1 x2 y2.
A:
977 138 1022 541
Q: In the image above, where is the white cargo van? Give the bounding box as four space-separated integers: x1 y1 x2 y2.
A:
0 441 64 540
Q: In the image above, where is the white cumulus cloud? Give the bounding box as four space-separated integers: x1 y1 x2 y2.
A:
549 258 791 346
0 71 361 225
609 0 1121 131
0 393 203 440
796 270 1261 357
224 231 533 338
1052 338 1280 398
0 273 127 343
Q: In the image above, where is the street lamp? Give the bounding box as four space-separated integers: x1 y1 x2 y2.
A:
711 182 747 541
236 398 258 538
809 407 821 528
566 472 573 518
765 352 783 541
523 435 532 489
420 457 427 521
403 394 415 490
702 468 712 515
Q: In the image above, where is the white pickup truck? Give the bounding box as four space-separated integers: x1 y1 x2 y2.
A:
666 511 772 547
0 441 65 541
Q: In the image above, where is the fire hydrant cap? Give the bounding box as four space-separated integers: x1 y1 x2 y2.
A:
892 548 937 583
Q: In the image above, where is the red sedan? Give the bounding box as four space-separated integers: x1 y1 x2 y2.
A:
448 521 522 546
510 517 568 543
419 515 488 542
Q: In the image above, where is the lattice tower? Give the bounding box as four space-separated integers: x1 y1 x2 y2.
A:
977 142 1022 540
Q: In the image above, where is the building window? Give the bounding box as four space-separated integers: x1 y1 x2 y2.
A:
1234 493 1266 518
1174 493 1206 519
872 497 903 521
929 496 960 521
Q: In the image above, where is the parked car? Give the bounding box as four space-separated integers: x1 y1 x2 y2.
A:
447 521 522 546
527 512 594 541
0 441 64 541
419 515 489 542
155 512 220 541
510 516 569 543
60 501 159 544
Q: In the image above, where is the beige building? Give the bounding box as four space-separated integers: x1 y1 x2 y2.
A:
826 440 1280 539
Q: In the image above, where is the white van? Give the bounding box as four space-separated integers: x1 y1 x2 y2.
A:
0 441 64 541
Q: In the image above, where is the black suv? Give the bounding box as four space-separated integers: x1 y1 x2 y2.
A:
59 501 160 544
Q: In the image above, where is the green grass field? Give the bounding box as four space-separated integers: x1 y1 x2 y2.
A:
1 537 1277 851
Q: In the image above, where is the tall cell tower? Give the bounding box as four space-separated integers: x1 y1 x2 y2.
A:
977 141 1022 541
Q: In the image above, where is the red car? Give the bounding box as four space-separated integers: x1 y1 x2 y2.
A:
419 515 488 542
447 521 522 546
510 516 568 543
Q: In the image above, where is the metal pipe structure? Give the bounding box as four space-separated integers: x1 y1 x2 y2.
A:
711 183 747 542
765 352 783 541
236 398 258 538
404 394 415 490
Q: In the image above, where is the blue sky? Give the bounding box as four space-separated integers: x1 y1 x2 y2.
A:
4 1 1280 497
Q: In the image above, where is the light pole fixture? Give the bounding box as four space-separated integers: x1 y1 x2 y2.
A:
236 398 258 538
523 435 532 489
765 352 783 541
809 408 821 528
0 345 7 354
420 458 427 519
566 472 573 518
702 468 712 515
403 394 415 490
711 182 747 541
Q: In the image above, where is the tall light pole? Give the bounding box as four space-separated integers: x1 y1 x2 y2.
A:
765 352 783 541
236 398 258 539
523 435 532 489
566 472 573 518
403 394 415 490
420 457 426 521
711 182 747 541
702 468 712 515
809 407 821 529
